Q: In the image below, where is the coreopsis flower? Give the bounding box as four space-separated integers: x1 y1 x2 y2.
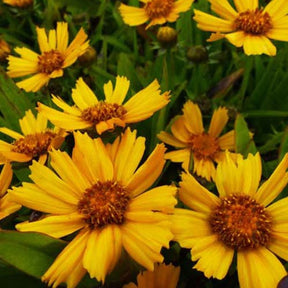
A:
119 0 194 29
7 22 89 92
0 162 21 220
0 39 11 62
123 263 180 288
158 101 235 181
8 128 177 287
172 152 288 288
3 0 33 8
193 0 288 56
38 76 170 135
0 110 67 164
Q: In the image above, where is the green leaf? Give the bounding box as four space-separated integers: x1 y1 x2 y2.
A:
280 129 288 160
0 231 66 279
235 114 257 157
0 68 33 130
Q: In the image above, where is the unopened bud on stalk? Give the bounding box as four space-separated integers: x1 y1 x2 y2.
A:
157 26 178 48
186 45 208 63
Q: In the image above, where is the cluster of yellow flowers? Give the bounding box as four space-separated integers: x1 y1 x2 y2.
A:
0 1 288 288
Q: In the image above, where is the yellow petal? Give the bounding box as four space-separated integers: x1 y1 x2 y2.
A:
0 127 22 140
237 247 286 288
56 22 69 52
0 162 12 196
192 234 234 280
105 76 130 105
9 182 76 214
127 144 166 197
209 0 238 20
193 9 234 32
118 4 149 26
243 35 276 56
127 185 177 214
36 26 50 53
42 229 89 288
208 106 229 137
16 73 50 92
182 101 204 134
179 171 220 213
218 130 235 150
157 131 187 148
124 80 169 123
113 128 145 185
72 77 98 110
73 131 114 183
83 225 122 282
50 149 91 193
172 208 212 246
7 55 38 78
234 0 258 13
193 157 216 182
0 194 21 220
264 0 288 20
170 116 191 144
255 154 288 206
16 213 84 238
225 31 246 47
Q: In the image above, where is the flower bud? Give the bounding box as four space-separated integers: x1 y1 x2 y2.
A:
0 39 10 62
78 46 97 67
186 45 208 63
157 26 178 48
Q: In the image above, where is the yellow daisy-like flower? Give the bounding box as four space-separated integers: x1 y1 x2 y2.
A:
3 0 33 8
123 263 180 288
172 152 288 288
0 110 67 164
37 76 170 135
193 0 288 56
119 0 194 29
0 162 21 220
7 22 89 92
8 128 177 288
158 100 235 181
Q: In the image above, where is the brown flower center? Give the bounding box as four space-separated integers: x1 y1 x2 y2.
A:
37 50 64 74
11 131 56 157
78 181 130 229
234 9 272 35
189 133 220 160
145 0 174 19
81 101 127 125
209 194 272 250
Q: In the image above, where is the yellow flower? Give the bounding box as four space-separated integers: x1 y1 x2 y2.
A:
158 101 235 181
172 152 288 288
8 128 177 287
0 110 67 164
193 0 288 56
37 76 170 135
3 0 33 8
0 162 21 220
119 0 194 29
7 22 89 92
123 263 180 288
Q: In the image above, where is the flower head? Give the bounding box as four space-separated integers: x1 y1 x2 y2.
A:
8 128 177 287
193 0 288 56
172 152 288 288
3 0 33 8
7 22 89 92
119 0 194 29
123 263 180 288
38 76 170 135
0 110 67 164
158 100 235 181
0 162 21 220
